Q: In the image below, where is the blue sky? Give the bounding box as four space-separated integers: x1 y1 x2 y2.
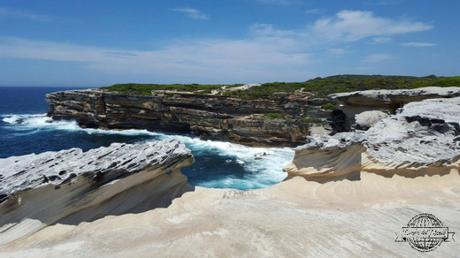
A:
0 0 458 86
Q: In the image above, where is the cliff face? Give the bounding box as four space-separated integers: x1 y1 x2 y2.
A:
47 89 322 146
46 87 460 146
0 140 193 244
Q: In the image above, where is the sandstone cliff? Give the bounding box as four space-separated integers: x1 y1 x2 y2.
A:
0 140 193 244
47 87 460 147
46 89 325 146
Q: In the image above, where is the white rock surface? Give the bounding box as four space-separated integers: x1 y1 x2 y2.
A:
329 86 460 107
0 140 191 196
331 86 460 100
287 97 460 180
0 140 193 244
354 110 389 129
398 97 460 123
1 172 459 257
284 132 365 182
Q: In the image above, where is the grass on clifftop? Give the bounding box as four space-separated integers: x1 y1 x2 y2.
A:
104 75 460 98
224 75 460 98
104 83 242 95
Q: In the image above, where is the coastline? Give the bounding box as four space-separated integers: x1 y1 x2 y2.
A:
1 82 460 257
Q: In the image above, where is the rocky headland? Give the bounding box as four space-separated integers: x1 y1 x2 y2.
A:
1 76 460 256
46 80 460 147
46 88 316 146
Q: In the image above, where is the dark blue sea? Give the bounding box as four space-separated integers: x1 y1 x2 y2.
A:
0 87 291 190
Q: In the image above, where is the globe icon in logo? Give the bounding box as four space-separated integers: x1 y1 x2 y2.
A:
406 214 445 252
396 213 454 252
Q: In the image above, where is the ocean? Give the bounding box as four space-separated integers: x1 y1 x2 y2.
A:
0 87 293 190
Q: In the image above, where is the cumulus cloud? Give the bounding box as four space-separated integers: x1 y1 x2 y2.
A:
248 10 431 46
402 42 436 47
312 10 432 41
172 8 209 20
0 7 52 22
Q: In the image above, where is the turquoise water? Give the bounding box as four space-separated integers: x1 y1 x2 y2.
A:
0 87 293 190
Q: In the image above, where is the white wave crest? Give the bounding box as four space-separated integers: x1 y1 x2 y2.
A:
165 135 293 188
1 113 293 189
1 113 159 136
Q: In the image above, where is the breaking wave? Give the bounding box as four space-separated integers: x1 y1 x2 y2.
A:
1 113 292 190
1 113 159 136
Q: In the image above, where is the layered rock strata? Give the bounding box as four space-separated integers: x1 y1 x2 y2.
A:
286 97 460 181
284 132 365 182
47 87 460 146
0 140 193 244
46 89 323 146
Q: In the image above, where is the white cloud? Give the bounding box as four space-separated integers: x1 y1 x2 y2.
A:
363 53 395 63
372 37 391 44
172 8 209 20
0 37 311 82
0 7 52 22
0 9 435 83
402 42 436 47
312 10 432 41
247 10 431 46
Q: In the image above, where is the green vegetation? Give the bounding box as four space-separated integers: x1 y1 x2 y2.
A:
103 75 460 98
104 83 242 95
321 102 338 110
262 112 286 120
299 116 323 124
225 75 460 99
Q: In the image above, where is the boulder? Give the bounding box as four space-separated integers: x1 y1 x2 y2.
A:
354 110 389 130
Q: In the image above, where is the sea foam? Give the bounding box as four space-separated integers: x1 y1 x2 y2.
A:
1 113 292 189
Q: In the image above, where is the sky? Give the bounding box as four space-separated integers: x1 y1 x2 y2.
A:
0 0 459 86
